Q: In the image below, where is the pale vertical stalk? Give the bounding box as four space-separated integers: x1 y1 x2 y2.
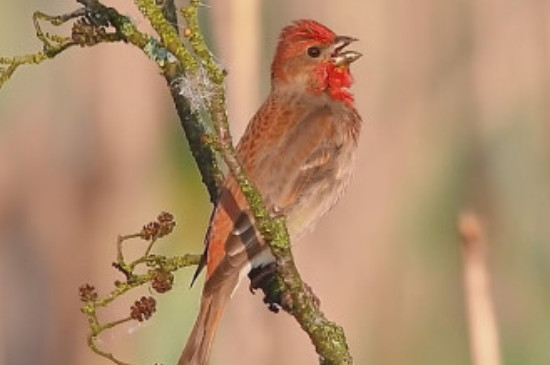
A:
212 0 261 138
458 213 501 365
230 0 260 136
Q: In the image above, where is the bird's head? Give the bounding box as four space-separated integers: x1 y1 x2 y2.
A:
271 19 361 106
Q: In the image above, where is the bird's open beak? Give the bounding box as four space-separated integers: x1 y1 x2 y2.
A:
331 35 362 66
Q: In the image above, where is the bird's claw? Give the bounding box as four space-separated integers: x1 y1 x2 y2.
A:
248 262 278 293
247 262 321 313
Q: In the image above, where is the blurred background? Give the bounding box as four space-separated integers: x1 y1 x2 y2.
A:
1 0 549 364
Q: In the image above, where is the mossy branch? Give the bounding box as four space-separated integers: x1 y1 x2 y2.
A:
1 1 353 364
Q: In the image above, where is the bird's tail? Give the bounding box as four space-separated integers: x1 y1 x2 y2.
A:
178 282 234 365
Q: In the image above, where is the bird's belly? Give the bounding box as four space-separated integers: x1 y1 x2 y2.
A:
285 149 356 242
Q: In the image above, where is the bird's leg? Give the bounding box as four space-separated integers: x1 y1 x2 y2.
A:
248 262 278 293
248 262 321 313
248 262 285 313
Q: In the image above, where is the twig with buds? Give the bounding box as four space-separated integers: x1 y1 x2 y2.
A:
79 212 201 365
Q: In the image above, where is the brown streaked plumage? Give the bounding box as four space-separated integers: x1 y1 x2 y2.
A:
179 19 362 365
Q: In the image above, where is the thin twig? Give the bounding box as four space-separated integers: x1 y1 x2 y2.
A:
78 212 201 365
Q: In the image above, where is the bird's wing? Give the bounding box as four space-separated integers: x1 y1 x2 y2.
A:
249 104 348 215
191 175 256 283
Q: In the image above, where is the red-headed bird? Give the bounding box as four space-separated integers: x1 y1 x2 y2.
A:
180 19 362 365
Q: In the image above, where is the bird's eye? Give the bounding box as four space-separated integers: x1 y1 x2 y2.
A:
307 46 321 58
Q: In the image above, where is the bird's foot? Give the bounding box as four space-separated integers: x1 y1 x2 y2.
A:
248 262 286 313
248 262 278 293
247 262 321 313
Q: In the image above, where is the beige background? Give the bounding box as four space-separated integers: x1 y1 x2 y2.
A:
1 0 549 364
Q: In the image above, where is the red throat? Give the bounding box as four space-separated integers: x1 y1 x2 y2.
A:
316 63 355 107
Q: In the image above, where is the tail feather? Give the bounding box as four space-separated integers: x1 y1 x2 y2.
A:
179 281 235 365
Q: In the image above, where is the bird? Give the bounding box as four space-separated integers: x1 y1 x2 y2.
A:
179 19 362 365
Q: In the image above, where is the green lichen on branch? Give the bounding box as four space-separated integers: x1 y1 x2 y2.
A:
180 0 224 84
134 0 198 72
129 0 223 201
0 2 133 89
79 212 201 365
